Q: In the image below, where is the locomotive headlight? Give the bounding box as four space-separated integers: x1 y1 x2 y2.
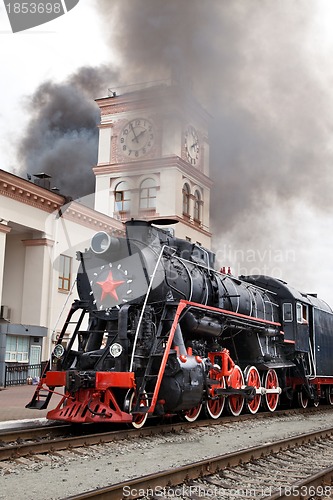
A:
53 344 65 359
109 343 123 358
90 232 120 254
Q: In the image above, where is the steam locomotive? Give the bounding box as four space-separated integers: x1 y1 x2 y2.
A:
27 219 333 426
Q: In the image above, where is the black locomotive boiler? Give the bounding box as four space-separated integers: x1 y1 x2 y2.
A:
27 220 333 426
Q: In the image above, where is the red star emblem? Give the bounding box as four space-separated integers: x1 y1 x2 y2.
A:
96 271 125 302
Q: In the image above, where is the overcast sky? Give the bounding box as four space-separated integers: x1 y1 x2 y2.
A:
1 1 333 305
0 0 110 169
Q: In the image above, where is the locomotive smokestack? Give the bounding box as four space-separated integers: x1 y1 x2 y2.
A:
125 220 151 246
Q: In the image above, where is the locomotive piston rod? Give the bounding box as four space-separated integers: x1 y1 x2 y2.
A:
214 385 256 399
214 385 282 398
262 387 282 394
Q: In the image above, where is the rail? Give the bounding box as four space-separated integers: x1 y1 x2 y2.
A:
65 426 333 499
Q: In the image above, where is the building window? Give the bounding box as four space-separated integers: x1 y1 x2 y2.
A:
114 181 130 212
140 178 157 209
182 183 190 216
194 189 202 222
58 254 72 292
5 335 29 362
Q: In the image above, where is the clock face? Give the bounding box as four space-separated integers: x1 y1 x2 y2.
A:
184 126 200 166
120 118 154 158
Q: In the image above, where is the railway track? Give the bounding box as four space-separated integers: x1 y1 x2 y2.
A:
0 406 331 462
64 427 333 500
0 423 71 444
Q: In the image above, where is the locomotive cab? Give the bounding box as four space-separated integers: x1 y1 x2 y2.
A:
241 275 333 404
240 276 313 352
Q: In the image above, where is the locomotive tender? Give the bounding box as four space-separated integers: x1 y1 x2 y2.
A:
27 219 333 426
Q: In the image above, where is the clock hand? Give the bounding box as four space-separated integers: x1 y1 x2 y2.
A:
130 123 139 143
132 129 146 142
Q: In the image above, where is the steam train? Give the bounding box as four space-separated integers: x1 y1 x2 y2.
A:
27 219 333 427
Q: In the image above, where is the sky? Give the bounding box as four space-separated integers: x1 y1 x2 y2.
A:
1 1 333 305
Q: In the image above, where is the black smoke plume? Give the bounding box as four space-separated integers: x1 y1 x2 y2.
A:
18 66 118 199
97 1 332 225
17 1 333 298
96 0 333 299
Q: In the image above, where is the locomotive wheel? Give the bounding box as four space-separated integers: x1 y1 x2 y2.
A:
227 365 245 416
124 390 149 429
205 377 226 419
244 366 261 414
263 369 279 412
297 390 309 409
182 403 203 422
325 386 333 405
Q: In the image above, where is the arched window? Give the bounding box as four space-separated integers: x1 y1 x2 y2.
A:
194 189 202 222
182 183 190 216
140 178 157 209
114 181 130 212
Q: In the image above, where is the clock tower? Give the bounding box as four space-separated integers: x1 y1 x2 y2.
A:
93 83 212 248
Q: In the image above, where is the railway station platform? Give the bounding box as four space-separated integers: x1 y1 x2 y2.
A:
0 384 62 423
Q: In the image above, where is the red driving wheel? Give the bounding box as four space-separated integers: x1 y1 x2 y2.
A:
182 403 202 422
244 365 261 414
124 390 149 429
205 376 225 419
227 365 244 416
263 369 279 412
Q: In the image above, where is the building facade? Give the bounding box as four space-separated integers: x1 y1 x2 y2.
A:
94 84 212 247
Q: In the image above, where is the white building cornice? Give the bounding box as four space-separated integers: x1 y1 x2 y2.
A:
93 155 213 189
60 201 125 235
0 170 64 213
95 84 211 125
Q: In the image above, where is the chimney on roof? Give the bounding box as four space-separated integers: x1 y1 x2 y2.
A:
33 172 51 190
